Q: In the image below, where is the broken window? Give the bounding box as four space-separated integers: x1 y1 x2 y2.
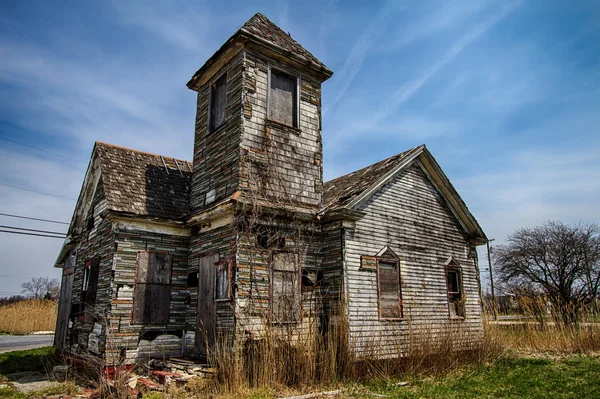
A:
377 260 402 319
257 229 285 250
271 252 300 323
210 74 227 132
215 261 230 300
446 259 465 318
133 251 172 325
268 69 298 127
80 258 100 324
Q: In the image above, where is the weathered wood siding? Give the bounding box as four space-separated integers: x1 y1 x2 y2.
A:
235 217 323 340
187 224 237 352
344 162 483 357
240 50 323 207
190 50 244 212
106 225 189 363
67 179 115 354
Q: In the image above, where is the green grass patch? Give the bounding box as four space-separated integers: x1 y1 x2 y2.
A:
0 382 78 399
0 347 55 376
356 356 600 399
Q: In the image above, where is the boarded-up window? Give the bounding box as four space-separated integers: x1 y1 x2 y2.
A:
268 70 297 127
210 74 227 132
377 261 402 319
271 252 299 323
446 260 464 318
80 258 100 324
133 251 173 324
215 261 229 300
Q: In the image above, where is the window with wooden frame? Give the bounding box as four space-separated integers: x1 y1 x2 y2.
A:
80 258 100 324
209 74 227 132
445 258 465 318
268 68 299 128
215 261 231 301
377 259 403 320
133 251 173 325
271 252 300 323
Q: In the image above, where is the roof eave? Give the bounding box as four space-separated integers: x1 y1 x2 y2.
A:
187 30 333 91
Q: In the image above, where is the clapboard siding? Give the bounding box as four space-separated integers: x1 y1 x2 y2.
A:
188 224 237 351
67 179 115 354
235 216 323 338
345 162 483 356
103 226 189 363
190 50 244 213
240 50 323 207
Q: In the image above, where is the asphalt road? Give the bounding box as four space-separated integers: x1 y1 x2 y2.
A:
0 335 54 354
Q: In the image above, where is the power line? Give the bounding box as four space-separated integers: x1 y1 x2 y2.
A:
0 212 69 225
0 136 86 164
0 229 65 239
0 143 83 168
0 183 76 201
0 225 66 235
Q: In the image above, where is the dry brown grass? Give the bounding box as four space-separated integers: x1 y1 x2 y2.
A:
0 299 57 334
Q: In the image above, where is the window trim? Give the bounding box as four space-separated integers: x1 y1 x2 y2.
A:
445 257 465 319
269 250 302 325
376 257 403 321
215 260 232 302
207 72 228 134
267 65 300 129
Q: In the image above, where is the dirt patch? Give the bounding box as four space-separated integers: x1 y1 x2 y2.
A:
5 370 62 392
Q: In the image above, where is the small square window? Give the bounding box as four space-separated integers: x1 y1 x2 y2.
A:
210 74 227 132
268 69 298 127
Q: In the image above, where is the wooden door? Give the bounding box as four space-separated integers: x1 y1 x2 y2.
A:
196 253 219 357
55 268 74 350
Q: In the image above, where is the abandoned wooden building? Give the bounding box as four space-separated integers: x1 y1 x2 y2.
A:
54 12 487 364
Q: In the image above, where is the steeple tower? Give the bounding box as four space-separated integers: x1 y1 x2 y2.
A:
187 13 333 215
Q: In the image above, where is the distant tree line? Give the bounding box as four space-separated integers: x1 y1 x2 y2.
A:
0 277 60 305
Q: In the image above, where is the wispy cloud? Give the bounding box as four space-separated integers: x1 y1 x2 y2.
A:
323 1 394 114
111 0 210 52
373 1 523 123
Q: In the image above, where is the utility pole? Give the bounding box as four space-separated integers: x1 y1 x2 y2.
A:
487 238 496 319
486 239 495 300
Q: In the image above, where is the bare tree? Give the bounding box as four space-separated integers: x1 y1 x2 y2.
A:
495 221 600 324
21 277 60 300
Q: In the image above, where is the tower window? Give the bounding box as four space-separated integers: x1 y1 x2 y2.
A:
210 74 227 132
268 69 298 127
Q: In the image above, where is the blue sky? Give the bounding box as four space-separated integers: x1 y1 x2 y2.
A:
0 0 599 296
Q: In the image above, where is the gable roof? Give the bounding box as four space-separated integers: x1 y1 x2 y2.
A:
323 145 487 244
323 145 422 212
95 142 192 221
187 13 332 90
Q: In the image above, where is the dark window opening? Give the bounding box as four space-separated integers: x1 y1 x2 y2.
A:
210 74 227 132
271 252 299 323
80 258 100 324
86 217 94 232
133 251 173 325
377 260 402 320
302 269 318 287
187 272 199 288
257 230 285 250
268 70 297 127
